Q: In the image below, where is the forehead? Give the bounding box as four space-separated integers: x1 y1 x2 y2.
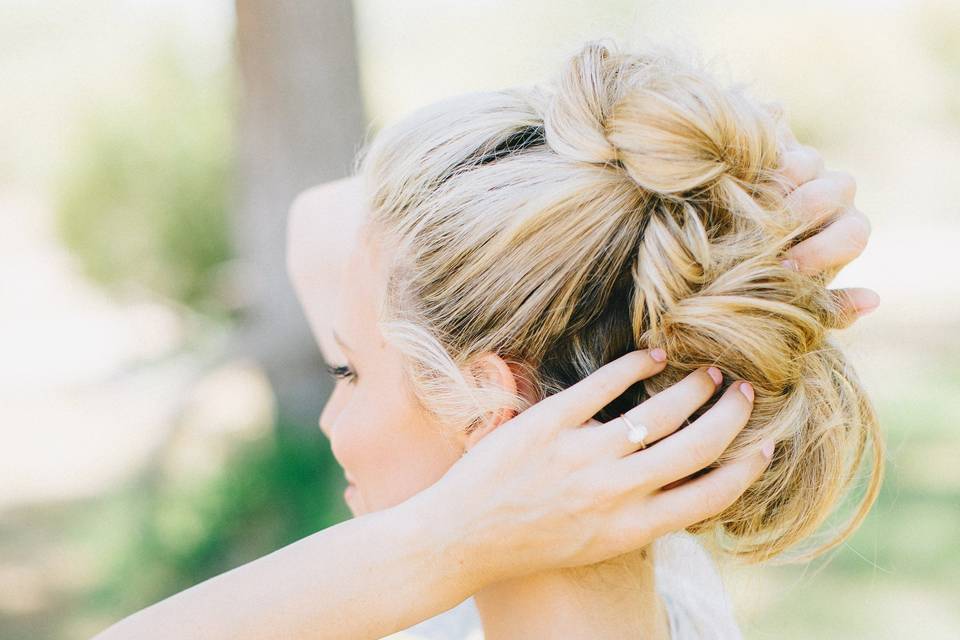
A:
336 229 388 348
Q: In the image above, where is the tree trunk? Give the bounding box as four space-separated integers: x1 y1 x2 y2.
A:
233 0 365 429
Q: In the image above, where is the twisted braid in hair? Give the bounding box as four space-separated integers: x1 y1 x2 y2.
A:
357 38 883 563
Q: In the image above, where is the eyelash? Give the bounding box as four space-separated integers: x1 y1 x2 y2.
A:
325 363 357 383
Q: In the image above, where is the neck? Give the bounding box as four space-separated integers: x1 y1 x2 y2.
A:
473 547 669 640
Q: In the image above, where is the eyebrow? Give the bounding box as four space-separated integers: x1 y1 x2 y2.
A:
332 329 353 354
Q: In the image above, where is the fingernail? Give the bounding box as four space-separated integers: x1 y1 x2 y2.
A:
781 259 799 272
761 440 775 459
856 293 881 316
706 367 722 385
738 381 754 402
650 348 667 362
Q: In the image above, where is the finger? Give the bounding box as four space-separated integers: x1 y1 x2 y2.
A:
538 349 668 431
783 170 856 226
783 207 871 274
826 287 881 329
776 114 800 149
640 445 773 539
618 379 755 490
578 366 722 457
774 144 824 196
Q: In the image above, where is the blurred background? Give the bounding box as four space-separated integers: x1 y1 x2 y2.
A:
1 0 957 638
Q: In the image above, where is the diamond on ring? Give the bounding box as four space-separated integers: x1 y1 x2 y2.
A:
620 413 649 449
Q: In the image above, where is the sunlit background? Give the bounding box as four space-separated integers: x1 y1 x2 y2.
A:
1 0 958 638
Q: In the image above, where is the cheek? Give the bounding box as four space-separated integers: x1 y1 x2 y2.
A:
330 381 462 513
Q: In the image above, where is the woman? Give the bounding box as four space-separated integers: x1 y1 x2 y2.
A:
297 39 882 638
94 40 878 640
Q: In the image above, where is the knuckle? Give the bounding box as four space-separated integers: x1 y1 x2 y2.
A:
702 475 737 515
633 404 667 439
778 150 802 180
799 144 824 170
596 471 624 503
635 520 660 549
595 373 621 400
810 180 839 214
836 171 857 202
594 473 624 507
852 208 872 237
689 434 720 467
844 211 872 254
629 462 659 494
799 143 818 156
791 179 832 218
526 391 553 415
526 397 559 427
812 150 827 174
786 241 814 266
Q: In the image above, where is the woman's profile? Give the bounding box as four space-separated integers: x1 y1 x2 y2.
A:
89 35 881 640
293 38 883 639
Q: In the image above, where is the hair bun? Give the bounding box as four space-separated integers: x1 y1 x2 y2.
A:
360 37 882 564
542 41 621 165
544 40 783 197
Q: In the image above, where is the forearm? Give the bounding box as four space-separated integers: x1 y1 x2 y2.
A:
93 491 476 640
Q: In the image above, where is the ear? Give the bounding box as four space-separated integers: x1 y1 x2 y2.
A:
461 351 524 452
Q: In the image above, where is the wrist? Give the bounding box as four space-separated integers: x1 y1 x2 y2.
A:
395 483 489 598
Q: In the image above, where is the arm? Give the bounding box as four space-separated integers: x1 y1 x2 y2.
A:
96 179 478 640
94 137 874 638
93 489 478 640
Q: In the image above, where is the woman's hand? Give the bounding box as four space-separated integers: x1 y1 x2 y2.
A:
775 126 879 325
413 349 771 588
404 133 877 596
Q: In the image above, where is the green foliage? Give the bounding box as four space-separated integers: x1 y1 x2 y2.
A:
739 364 960 638
82 418 349 622
55 43 235 313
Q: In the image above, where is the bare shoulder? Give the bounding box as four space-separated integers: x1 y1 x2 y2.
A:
286 174 367 292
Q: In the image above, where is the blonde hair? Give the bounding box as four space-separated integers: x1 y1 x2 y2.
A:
354 39 883 563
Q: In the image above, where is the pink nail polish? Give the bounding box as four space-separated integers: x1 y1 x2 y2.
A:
781 259 799 272
706 367 722 385
761 440 775 459
738 381 754 401
650 348 667 362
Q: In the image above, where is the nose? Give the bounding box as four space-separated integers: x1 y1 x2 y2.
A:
318 398 334 439
319 396 353 477
318 382 346 440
